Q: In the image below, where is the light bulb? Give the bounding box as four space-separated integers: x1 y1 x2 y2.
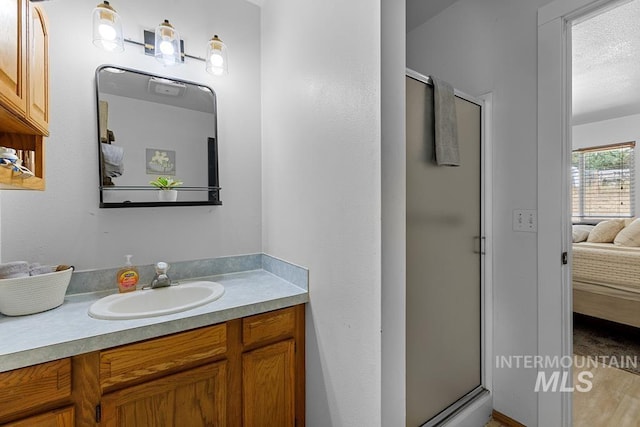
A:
92 1 124 52
209 53 224 67
154 19 180 65
98 23 116 41
205 35 228 76
159 40 175 55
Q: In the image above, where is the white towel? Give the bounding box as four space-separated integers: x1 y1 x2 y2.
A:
101 143 125 178
430 76 460 166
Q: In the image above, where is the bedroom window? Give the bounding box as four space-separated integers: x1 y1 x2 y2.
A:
572 142 635 221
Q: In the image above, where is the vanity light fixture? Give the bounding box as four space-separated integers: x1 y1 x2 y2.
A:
92 1 124 52
90 2 228 75
205 35 228 76
154 19 181 66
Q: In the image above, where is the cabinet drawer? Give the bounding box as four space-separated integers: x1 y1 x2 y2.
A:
242 307 296 347
0 358 71 419
100 323 227 391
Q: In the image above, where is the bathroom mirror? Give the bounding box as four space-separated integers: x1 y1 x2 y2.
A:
95 65 221 207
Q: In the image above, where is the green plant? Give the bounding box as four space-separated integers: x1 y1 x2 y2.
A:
149 176 183 190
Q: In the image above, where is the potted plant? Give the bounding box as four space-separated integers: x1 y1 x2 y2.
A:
149 176 183 202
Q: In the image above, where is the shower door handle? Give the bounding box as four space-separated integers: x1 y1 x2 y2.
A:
473 236 486 255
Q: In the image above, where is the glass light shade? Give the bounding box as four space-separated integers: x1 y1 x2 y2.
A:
154 20 181 66
92 1 124 52
206 35 228 76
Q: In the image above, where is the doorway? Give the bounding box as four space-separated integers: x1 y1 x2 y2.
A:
538 0 640 425
569 1 640 425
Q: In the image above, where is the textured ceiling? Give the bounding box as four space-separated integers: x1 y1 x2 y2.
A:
406 0 459 33
572 0 640 125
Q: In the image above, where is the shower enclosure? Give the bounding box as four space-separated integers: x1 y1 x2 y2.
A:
406 70 488 426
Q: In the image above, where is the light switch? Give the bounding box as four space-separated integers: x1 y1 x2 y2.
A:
513 209 537 232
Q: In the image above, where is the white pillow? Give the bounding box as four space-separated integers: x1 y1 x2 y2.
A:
587 219 625 243
614 218 640 246
572 225 594 243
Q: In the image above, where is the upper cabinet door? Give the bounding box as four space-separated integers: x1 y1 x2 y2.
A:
27 4 48 134
0 0 27 116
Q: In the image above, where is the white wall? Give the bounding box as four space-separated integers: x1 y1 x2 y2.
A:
260 0 382 426
381 0 406 424
572 113 640 149
407 1 553 425
573 113 640 214
0 0 262 270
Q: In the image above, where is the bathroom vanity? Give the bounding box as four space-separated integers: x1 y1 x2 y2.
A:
0 305 304 426
0 255 308 426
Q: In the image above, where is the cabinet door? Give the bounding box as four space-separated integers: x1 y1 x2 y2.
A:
0 358 71 421
243 339 295 427
0 0 27 115
3 406 74 427
27 3 48 134
101 361 227 427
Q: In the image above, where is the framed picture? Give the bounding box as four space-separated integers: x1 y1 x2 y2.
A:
146 148 176 175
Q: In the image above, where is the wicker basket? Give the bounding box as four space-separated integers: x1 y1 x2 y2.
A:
0 268 73 316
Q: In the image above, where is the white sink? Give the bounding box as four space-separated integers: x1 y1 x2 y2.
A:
88 281 225 320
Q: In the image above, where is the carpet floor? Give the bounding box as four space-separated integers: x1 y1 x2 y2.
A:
573 313 640 375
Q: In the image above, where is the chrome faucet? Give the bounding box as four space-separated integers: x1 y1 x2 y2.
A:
149 262 171 289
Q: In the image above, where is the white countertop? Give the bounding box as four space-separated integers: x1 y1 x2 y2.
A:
0 269 308 372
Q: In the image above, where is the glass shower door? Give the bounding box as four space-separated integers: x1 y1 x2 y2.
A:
406 74 483 426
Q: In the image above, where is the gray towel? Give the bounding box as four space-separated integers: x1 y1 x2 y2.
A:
29 263 54 276
430 76 460 166
0 261 29 279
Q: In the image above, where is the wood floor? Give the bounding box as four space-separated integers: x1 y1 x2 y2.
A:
573 355 640 427
484 356 640 427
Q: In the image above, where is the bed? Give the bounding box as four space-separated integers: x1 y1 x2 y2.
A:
572 242 640 328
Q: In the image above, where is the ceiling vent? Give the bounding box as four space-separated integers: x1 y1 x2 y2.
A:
147 77 186 96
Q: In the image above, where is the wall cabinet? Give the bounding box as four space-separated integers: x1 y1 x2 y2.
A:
0 0 49 190
26 3 49 135
0 0 27 117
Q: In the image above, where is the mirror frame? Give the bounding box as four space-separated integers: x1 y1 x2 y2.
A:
95 65 222 208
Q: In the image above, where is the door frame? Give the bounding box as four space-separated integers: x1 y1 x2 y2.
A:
537 0 622 425
406 68 494 427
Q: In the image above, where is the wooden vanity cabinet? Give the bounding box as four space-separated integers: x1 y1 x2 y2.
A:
0 0 49 190
69 304 305 427
0 305 305 426
241 306 304 427
0 358 73 425
100 362 227 427
3 407 74 427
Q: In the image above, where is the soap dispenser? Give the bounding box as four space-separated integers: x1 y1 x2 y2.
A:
116 254 139 293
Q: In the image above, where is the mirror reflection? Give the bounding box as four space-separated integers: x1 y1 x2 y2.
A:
96 65 221 207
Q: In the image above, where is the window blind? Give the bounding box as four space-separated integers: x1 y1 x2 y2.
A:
572 142 635 221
